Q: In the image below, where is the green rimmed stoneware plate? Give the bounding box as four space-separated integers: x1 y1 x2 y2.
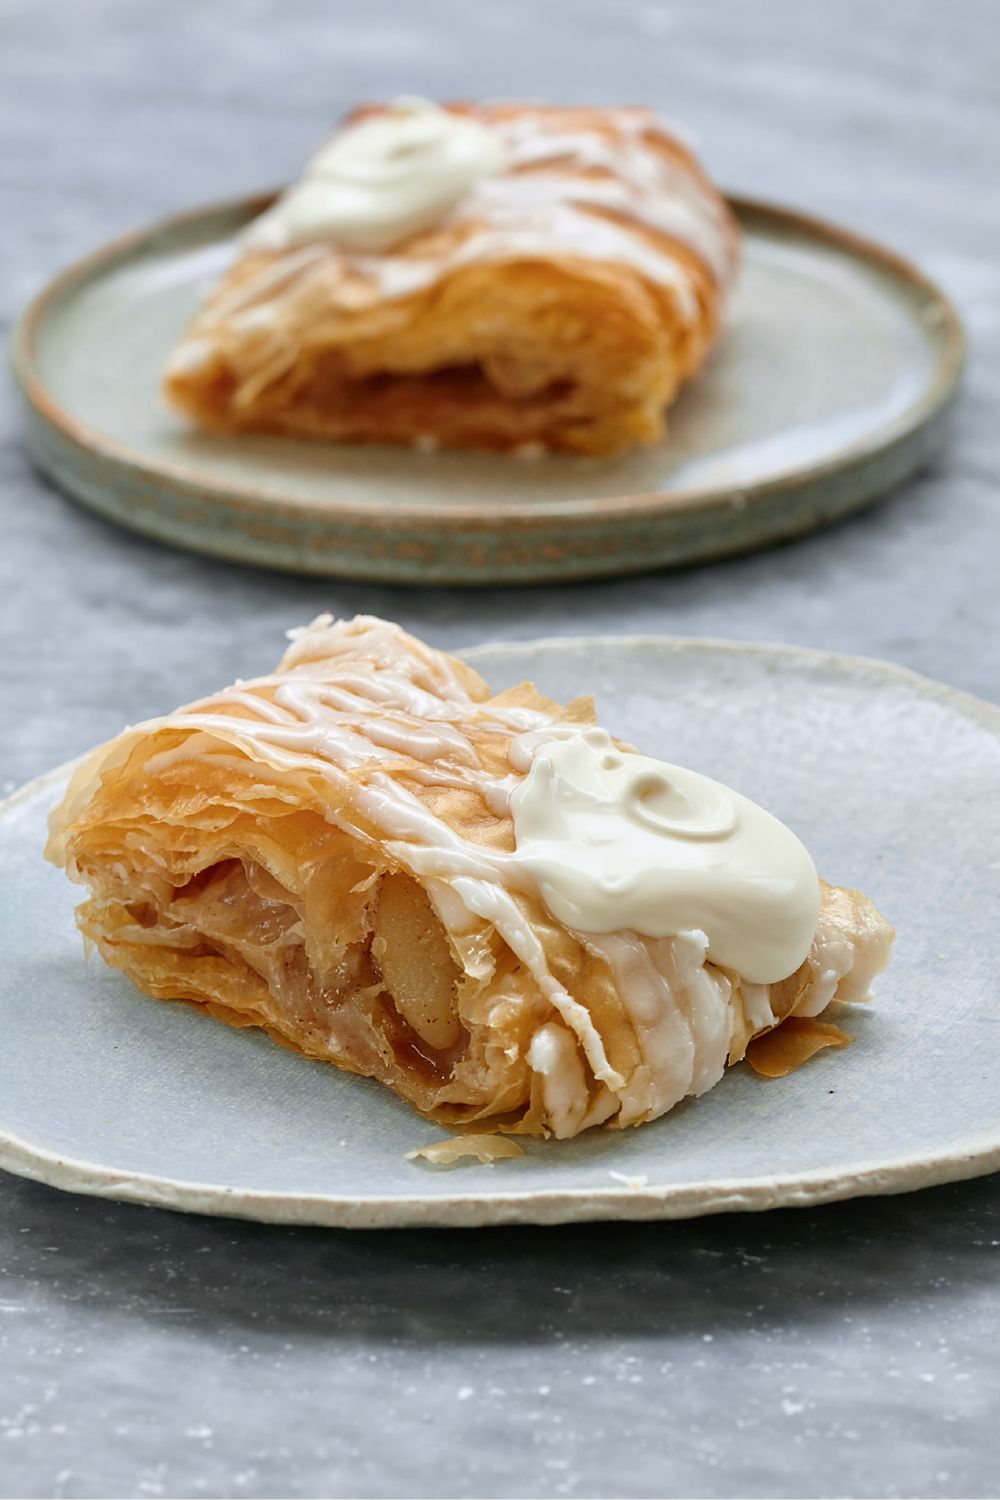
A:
2 634 999 1229
13 196 963 585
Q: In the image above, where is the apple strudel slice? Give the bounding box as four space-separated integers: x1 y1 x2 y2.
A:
164 99 739 457
46 616 893 1139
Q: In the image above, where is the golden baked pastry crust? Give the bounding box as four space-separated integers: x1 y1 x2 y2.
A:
46 618 893 1138
164 104 740 456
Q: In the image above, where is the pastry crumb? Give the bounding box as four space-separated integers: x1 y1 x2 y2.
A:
608 1170 649 1188
406 1134 526 1168
745 1016 851 1078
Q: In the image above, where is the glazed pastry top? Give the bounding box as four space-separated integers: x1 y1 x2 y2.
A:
57 614 817 992
242 99 737 319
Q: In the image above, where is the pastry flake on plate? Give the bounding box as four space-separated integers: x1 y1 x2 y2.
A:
46 616 893 1140
164 100 740 456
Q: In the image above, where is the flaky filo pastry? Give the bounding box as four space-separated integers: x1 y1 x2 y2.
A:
46 617 893 1139
164 103 739 457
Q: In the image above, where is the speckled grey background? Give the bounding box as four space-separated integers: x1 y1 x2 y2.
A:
2 2 998 1496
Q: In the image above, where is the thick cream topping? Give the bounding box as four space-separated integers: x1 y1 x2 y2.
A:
509 727 820 985
248 98 508 253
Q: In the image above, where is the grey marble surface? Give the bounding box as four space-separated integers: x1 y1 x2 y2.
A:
2 2 998 1496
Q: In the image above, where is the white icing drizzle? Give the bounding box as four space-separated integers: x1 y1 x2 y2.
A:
208 244 331 322
578 930 704 1125
66 616 824 1133
483 111 732 282
528 1023 593 1138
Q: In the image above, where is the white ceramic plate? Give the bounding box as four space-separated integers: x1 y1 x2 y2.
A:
3 636 999 1228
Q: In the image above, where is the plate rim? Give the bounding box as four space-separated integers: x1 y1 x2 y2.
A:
3 633 999 1230
10 192 965 525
